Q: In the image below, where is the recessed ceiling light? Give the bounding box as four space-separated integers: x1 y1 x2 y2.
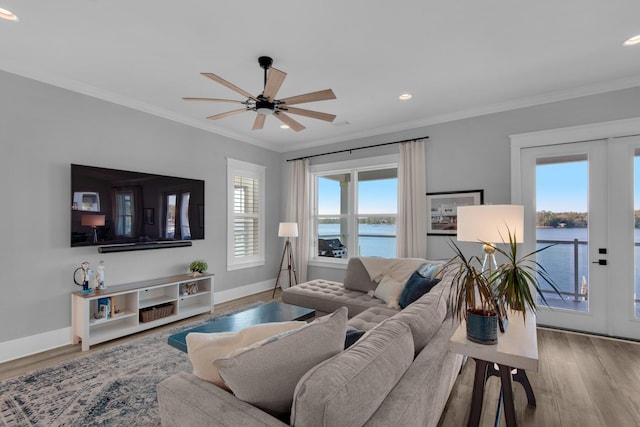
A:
280 124 290 129
399 93 413 101
623 34 640 46
0 7 18 22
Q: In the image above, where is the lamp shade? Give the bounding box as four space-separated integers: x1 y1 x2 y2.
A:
81 214 105 227
278 222 299 238
457 205 524 243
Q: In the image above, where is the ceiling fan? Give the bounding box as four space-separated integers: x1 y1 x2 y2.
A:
183 56 336 132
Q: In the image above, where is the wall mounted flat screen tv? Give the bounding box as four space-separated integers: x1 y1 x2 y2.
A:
71 164 204 248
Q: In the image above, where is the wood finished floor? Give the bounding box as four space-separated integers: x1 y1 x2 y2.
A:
2 290 640 426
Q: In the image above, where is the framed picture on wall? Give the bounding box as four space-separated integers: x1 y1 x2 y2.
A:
426 190 484 235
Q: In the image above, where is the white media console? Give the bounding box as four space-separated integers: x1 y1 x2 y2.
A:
71 273 214 351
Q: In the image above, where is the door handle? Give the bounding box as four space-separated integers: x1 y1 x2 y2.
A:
592 259 607 266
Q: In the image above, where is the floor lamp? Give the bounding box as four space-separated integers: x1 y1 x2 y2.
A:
272 222 299 298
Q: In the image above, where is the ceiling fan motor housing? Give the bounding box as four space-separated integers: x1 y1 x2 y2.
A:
255 97 276 114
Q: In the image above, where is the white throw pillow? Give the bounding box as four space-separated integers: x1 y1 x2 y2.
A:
186 321 305 387
374 275 406 309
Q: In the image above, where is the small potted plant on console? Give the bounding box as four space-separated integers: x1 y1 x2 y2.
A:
188 260 208 277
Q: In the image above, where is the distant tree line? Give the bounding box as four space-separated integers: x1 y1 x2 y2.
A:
317 217 396 225
536 211 588 228
538 210 640 228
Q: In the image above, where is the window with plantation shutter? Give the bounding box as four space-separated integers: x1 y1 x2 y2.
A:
227 158 266 270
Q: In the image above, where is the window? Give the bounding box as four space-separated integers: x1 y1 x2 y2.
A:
115 190 134 237
227 158 266 270
165 191 191 239
311 155 398 262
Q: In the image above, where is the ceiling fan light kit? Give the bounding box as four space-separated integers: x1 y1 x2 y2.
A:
183 56 336 132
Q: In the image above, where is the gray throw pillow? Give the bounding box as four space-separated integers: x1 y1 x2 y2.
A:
216 306 348 416
343 257 379 292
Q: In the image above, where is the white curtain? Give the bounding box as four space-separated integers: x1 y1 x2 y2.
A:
286 159 311 283
397 139 427 258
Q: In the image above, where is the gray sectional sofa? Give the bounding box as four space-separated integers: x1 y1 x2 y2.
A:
157 257 463 427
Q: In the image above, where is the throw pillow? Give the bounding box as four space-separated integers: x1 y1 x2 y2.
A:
415 261 445 280
373 275 406 309
344 328 365 349
216 306 348 416
399 272 441 309
186 321 306 387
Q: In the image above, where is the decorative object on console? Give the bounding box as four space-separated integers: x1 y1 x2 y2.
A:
73 261 93 292
189 260 208 277
95 260 105 289
181 282 198 296
426 189 483 236
272 222 298 297
81 214 105 244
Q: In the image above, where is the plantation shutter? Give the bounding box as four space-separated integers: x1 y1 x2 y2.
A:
233 176 260 257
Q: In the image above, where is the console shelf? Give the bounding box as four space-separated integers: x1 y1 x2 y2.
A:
72 273 214 351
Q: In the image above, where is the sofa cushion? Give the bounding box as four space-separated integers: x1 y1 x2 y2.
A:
373 275 406 309
347 306 398 331
343 257 379 292
393 284 448 355
291 318 414 427
399 273 441 309
185 321 306 387
282 279 392 317
216 307 348 416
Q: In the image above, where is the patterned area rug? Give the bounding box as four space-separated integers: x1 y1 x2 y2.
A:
0 302 263 427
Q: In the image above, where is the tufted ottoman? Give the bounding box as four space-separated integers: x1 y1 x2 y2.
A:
282 279 397 317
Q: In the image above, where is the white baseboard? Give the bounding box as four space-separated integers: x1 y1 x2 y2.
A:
214 278 276 304
0 327 72 364
0 278 278 363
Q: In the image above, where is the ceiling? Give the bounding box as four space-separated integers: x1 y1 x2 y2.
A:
2 1 640 152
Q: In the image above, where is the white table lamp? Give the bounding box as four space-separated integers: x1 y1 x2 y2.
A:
457 205 524 271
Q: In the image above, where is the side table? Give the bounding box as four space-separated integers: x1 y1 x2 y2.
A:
449 310 538 427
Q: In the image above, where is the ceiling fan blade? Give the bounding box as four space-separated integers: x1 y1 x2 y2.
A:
206 108 248 120
252 113 266 130
284 107 336 122
182 97 245 104
279 89 336 106
262 67 287 101
274 112 306 132
201 72 256 100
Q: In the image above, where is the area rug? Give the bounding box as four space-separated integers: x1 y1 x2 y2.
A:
0 302 264 427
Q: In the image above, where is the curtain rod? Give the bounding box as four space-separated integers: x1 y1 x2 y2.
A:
286 136 429 162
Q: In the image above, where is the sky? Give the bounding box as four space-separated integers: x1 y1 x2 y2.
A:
537 157 640 212
318 157 640 215
318 177 397 215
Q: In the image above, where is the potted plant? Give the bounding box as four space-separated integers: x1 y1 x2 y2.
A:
445 241 503 345
488 230 562 321
189 260 208 277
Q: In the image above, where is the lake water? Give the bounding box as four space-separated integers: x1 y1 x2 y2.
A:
319 224 640 299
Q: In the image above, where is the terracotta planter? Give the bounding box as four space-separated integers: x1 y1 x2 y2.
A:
466 309 498 345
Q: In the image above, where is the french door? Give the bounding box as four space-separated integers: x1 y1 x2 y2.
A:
516 134 640 340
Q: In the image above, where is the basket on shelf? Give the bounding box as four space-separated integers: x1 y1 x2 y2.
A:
139 303 174 323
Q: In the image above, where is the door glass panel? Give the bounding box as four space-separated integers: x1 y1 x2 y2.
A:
536 155 589 312
635 150 640 318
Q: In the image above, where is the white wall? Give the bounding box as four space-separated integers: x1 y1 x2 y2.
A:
283 86 640 282
0 70 284 357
